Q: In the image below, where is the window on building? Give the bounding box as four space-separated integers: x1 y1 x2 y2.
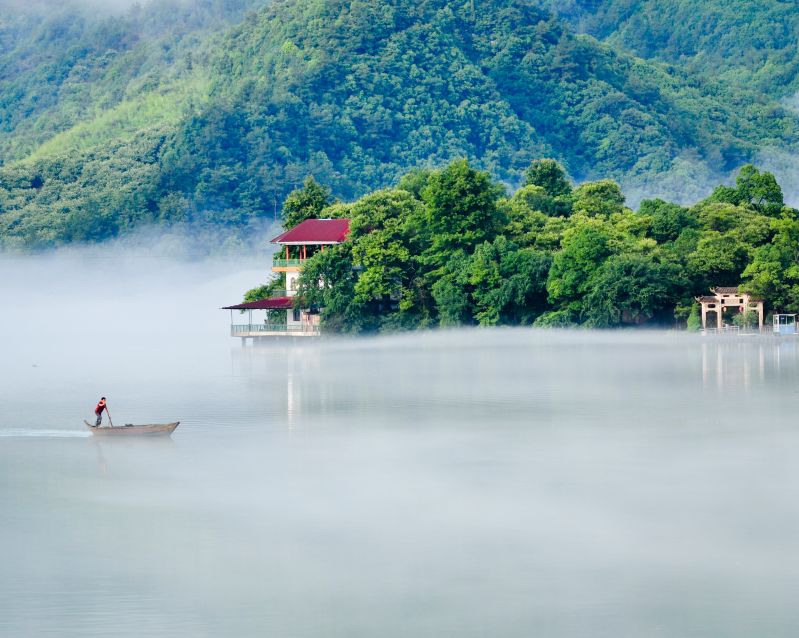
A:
293 308 301 322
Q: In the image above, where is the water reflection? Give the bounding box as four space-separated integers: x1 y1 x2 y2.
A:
701 338 799 392
90 438 178 476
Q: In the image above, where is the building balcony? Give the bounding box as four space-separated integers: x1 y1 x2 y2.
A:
272 258 305 271
231 323 321 337
273 258 304 267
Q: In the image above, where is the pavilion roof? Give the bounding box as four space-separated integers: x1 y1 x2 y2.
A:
712 287 741 294
697 296 717 303
222 297 294 310
271 218 350 245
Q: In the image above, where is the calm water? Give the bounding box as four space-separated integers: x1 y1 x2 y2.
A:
1 252 799 637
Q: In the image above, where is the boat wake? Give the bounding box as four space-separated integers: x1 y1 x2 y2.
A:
0 429 91 438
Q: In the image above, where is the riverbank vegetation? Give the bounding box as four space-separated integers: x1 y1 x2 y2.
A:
280 159 798 331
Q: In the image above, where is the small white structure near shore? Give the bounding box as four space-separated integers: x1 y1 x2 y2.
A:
773 314 797 335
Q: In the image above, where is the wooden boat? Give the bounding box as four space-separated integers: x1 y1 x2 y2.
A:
83 420 179 436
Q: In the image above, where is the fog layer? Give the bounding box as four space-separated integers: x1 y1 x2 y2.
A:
1 250 798 637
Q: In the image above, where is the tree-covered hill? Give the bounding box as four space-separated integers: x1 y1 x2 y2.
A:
0 0 266 162
2 0 799 248
552 0 799 100
163 0 799 212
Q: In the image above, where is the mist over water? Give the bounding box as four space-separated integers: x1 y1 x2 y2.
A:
2 249 799 637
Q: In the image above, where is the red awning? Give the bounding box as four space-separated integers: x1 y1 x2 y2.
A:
222 297 294 310
271 218 350 244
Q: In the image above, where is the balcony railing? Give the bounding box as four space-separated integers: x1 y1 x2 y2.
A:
702 326 756 335
231 324 320 336
272 258 304 268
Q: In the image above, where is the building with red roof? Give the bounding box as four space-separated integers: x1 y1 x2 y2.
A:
221 297 294 311
222 218 350 339
271 218 350 245
271 218 350 274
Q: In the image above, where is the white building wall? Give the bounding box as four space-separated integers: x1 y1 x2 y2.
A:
286 272 300 296
287 307 302 326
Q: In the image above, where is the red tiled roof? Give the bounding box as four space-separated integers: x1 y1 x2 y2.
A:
271 218 350 244
222 297 294 310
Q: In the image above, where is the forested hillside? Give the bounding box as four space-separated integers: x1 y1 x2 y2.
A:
0 0 266 162
163 0 796 213
2 0 799 248
552 0 799 99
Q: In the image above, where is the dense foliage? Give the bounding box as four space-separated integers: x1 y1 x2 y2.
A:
160 0 799 215
285 159 799 331
552 0 799 99
3 0 799 248
0 0 265 162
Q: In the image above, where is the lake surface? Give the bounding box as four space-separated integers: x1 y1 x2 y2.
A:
1 251 799 637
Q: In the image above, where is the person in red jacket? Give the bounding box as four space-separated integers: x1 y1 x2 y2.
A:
94 397 107 427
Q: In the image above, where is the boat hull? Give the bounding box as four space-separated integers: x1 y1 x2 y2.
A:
84 421 179 436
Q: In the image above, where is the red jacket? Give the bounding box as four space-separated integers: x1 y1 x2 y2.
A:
95 400 106 415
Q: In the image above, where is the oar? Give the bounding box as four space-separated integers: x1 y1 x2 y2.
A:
105 406 114 428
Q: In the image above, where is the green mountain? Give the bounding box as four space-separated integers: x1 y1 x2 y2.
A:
0 1 265 162
166 0 798 203
2 0 799 247
550 0 799 99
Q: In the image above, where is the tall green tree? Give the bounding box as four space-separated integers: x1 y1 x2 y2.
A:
432 252 473 327
572 180 625 217
735 164 784 216
582 254 685 327
468 237 551 326
420 159 506 272
282 176 334 229
742 218 799 312
348 189 423 311
295 243 369 333
687 232 750 290
639 198 697 243
523 159 572 198
546 219 612 306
